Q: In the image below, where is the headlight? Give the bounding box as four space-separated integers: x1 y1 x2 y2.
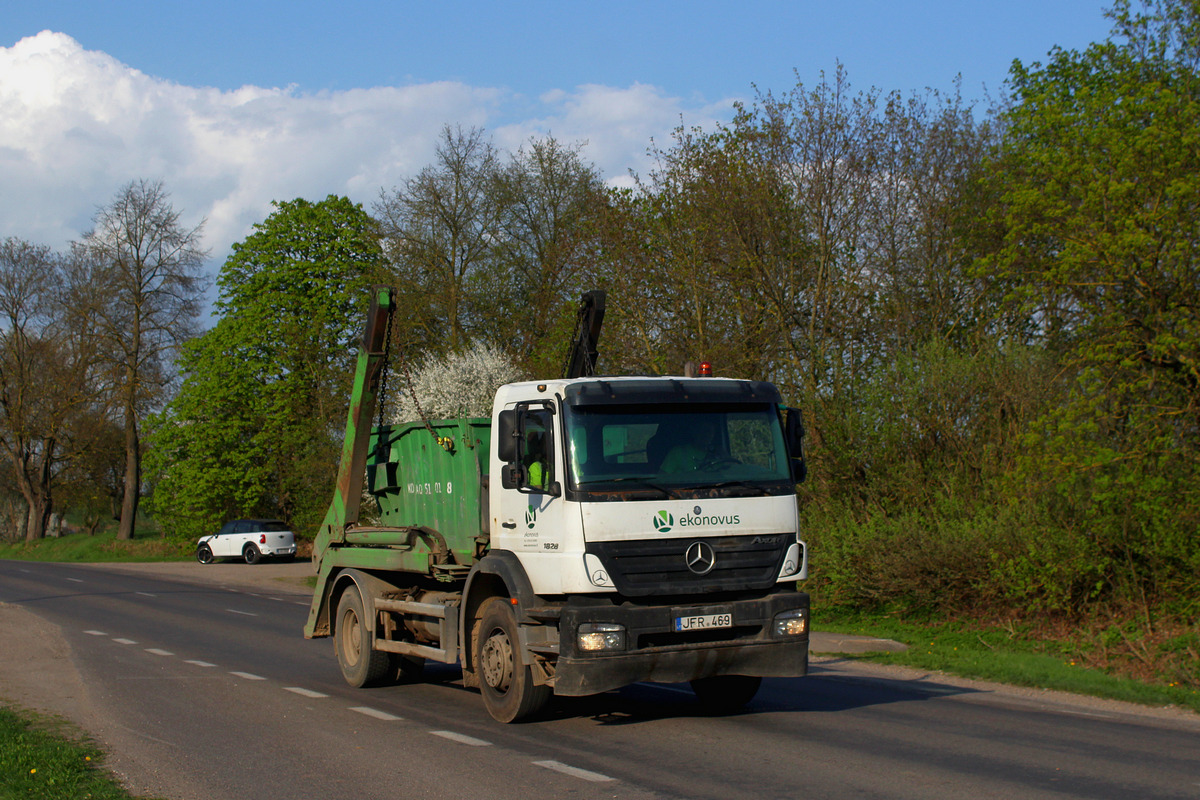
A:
772 608 808 637
577 623 625 652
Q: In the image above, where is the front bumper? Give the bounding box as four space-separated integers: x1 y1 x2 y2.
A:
551 589 809 696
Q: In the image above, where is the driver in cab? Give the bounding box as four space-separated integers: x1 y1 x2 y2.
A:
659 419 716 473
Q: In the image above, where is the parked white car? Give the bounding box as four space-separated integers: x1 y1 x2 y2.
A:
196 519 297 565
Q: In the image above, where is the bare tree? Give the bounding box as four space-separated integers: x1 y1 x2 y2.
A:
486 137 606 373
375 126 501 355
0 238 109 540
80 180 209 540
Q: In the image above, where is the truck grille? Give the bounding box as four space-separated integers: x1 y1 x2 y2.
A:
586 535 789 596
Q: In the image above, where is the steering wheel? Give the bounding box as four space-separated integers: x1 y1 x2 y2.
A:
699 455 740 470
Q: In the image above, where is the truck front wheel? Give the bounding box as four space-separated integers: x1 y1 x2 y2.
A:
335 587 391 687
474 597 551 723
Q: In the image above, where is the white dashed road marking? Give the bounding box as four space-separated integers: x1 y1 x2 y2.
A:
350 706 402 721
137 592 156 597
226 609 257 616
67 578 83 583
81 626 622 789
533 760 614 783
430 730 492 747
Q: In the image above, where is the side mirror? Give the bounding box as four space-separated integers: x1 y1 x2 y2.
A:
784 407 808 484
497 410 519 463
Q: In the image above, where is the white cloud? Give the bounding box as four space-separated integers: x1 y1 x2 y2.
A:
0 31 735 268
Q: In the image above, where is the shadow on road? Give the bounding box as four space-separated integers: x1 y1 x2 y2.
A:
538 665 984 726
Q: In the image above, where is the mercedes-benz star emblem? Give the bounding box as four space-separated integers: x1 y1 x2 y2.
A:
684 541 716 575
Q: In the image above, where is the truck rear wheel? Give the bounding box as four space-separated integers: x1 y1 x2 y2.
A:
335 587 391 687
474 597 551 723
690 675 762 712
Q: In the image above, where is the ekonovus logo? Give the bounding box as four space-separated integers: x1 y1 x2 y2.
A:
653 510 673 533
525 506 537 529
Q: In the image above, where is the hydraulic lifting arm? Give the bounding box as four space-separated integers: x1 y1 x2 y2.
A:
562 290 606 380
309 285 395 567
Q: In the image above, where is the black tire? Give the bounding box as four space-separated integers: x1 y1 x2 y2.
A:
242 543 261 565
334 588 391 687
474 597 551 723
196 544 214 564
690 675 762 712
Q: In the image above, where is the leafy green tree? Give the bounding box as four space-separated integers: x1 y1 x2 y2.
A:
980 0 1200 607
146 196 386 539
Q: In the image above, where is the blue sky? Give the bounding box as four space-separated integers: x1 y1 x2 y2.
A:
1 1 1116 268
10 1 1113 100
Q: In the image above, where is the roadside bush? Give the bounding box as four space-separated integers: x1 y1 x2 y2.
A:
801 493 1010 611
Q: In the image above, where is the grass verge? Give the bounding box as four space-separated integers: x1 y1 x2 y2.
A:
815 607 1200 714
0 704 163 800
0 530 191 563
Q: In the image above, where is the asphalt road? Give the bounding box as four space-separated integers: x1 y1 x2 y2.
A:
1 559 1198 800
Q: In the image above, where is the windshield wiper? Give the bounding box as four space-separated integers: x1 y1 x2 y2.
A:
577 477 678 498
707 480 774 497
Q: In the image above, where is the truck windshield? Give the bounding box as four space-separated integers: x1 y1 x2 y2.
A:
563 403 794 499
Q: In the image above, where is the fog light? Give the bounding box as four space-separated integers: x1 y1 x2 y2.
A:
773 608 808 637
577 623 625 652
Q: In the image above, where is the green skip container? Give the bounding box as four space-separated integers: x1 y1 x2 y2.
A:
364 418 492 566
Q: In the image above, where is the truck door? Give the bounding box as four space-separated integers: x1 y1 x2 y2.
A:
497 403 569 558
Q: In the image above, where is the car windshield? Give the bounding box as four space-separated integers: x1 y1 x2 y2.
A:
563 402 793 498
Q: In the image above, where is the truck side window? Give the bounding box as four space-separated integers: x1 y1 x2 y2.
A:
523 411 553 491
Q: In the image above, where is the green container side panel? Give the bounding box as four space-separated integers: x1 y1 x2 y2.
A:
367 418 492 562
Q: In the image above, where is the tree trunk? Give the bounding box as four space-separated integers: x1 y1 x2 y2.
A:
117 404 140 540
21 489 49 542
14 452 48 542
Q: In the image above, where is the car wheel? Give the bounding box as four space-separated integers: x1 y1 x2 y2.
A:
242 543 261 565
474 597 551 723
689 675 762 712
334 587 391 687
196 544 213 565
